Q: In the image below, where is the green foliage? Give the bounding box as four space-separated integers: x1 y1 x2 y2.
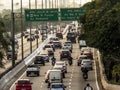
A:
79 0 120 82
112 64 120 75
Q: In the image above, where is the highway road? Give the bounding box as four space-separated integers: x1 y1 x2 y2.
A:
9 35 99 90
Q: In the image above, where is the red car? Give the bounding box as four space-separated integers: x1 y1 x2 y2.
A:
15 79 33 90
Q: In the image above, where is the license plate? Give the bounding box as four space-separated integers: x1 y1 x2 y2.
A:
21 88 26 90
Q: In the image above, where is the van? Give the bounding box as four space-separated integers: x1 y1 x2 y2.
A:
47 70 63 87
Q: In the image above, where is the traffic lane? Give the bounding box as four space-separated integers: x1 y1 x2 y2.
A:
10 61 52 90
63 43 98 90
10 38 98 90
9 46 62 90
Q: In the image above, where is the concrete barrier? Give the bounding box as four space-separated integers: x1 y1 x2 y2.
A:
97 50 120 90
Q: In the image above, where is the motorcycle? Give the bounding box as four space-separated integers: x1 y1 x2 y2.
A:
52 61 55 66
83 72 88 80
68 60 72 66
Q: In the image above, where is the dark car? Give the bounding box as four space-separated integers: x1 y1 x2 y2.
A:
67 32 76 43
56 32 63 39
26 65 40 76
60 49 71 60
34 55 45 66
52 41 62 49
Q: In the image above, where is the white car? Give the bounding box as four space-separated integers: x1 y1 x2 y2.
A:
55 61 67 73
81 59 93 70
62 43 72 53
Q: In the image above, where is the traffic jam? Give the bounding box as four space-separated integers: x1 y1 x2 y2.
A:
13 23 94 90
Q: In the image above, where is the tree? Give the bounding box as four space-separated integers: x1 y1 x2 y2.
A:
0 17 10 67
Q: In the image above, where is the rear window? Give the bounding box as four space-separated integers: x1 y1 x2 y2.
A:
36 56 42 60
52 84 62 88
83 61 91 63
45 45 51 48
17 80 30 84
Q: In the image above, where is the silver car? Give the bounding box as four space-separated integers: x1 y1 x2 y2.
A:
81 59 93 70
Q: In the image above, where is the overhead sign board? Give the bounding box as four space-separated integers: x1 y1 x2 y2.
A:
60 8 86 21
25 9 59 22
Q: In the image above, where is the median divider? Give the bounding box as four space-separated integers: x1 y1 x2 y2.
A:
0 25 68 89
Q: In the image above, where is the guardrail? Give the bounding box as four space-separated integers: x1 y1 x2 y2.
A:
0 25 68 89
97 50 120 90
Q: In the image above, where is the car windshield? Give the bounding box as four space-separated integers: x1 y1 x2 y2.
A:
83 60 91 64
36 56 42 60
45 45 51 48
56 63 64 66
52 84 63 88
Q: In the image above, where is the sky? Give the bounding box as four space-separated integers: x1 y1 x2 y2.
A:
0 0 91 10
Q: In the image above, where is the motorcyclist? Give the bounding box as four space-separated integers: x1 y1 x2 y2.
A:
81 67 89 79
51 55 56 66
84 83 93 90
68 56 73 65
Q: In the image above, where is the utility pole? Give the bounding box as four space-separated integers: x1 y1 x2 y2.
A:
29 0 32 53
11 0 15 67
20 0 24 61
35 0 38 48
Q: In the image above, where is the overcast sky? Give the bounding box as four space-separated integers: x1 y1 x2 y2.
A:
0 0 91 10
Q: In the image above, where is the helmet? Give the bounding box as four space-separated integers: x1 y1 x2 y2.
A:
87 83 90 86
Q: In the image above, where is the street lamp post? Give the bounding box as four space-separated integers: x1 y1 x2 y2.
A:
20 0 24 61
29 0 32 53
35 0 38 48
11 0 15 67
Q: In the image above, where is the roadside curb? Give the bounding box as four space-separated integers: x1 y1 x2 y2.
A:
96 50 120 90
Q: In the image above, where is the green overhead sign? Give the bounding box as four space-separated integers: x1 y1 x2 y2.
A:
25 8 86 22
60 8 86 21
25 9 59 22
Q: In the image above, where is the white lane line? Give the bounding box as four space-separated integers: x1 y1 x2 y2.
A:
10 70 26 90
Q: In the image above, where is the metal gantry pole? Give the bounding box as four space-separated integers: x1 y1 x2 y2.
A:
29 0 32 53
35 0 38 48
20 0 24 60
11 0 15 67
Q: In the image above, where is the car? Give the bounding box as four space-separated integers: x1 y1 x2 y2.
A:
50 83 66 90
46 48 54 56
56 32 63 39
62 43 72 53
52 41 62 49
40 50 50 62
81 59 93 70
82 50 93 60
34 55 45 65
53 65 65 78
43 44 55 51
15 79 32 90
55 61 67 73
42 34 47 42
66 32 76 43
60 49 71 60
78 40 87 49
34 34 39 39
77 55 88 66
26 64 40 76
49 37 59 43
27 35 35 41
